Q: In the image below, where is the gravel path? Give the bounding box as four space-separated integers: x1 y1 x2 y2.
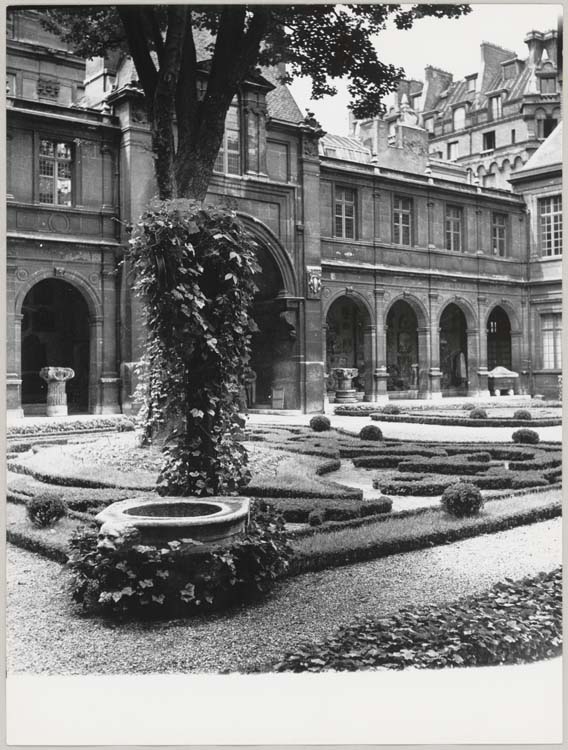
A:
7 518 561 675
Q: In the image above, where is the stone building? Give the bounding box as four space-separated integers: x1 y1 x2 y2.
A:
5 11 563 417
352 29 561 191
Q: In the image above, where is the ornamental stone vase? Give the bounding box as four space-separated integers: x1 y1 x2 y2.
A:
39 366 75 417
333 367 359 403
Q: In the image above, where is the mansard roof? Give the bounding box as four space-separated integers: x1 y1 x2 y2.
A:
319 133 371 163
513 121 562 176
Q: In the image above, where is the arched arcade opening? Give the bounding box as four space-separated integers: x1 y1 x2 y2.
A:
487 306 512 370
386 300 419 394
21 279 90 413
325 295 372 397
439 303 468 396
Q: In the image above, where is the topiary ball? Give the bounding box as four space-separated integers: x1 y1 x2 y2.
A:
308 510 325 527
512 428 540 444
441 482 484 518
27 492 67 528
381 404 401 415
513 409 532 421
469 407 488 420
309 415 331 432
359 424 383 441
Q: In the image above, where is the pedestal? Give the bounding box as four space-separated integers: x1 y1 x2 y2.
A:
39 367 75 417
476 369 491 398
427 367 443 400
372 367 390 404
333 367 359 404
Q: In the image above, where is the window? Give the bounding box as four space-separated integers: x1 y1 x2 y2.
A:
541 313 562 369
539 195 562 256
445 205 463 252
540 77 557 94
393 196 413 246
38 140 72 205
467 75 477 92
483 131 496 151
6 72 16 96
492 213 507 257
334 186 356 239
536 116 558 139
489 95 502 120
424 116 434 133
447 141 459 160
214 104 241 175
452 106 466 130
511 129 516 144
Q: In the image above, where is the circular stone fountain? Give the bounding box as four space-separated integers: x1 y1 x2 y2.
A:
95 496 250 546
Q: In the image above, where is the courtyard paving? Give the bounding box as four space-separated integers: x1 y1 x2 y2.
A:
6 517 561 675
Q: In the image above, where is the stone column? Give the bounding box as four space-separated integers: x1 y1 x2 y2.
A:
366 324 377 401
467 328 480 396
40 367 74 417
100 264 121 414
373 288 389 402
427 294 442 399
511 331 523 394
417 325 430 397
476 320 490 398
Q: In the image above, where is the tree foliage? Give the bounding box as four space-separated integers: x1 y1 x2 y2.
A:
127 201 259 496
40 4 470 199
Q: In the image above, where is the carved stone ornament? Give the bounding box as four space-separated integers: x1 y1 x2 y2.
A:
37 78 60 100
131 103 148 124
306 266 322 298
302 138 319 158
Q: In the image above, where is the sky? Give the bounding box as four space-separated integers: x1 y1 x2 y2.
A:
289 3 562 136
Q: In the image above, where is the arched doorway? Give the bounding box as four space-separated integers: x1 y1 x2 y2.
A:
439 303 468 396
386 300 419 394
21 279 90 413
326 296 372 397
249 245 297 409
487 306 512 370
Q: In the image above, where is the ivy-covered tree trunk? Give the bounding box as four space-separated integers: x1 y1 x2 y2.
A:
128 201 259 497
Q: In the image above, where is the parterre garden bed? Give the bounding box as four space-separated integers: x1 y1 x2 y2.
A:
6 423 562 575
272 567 562 672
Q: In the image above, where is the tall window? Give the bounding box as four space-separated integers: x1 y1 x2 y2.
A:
424 116 434 133
39 140 72 205
393 196 413 246
489 95 502 120
447 141 459 160
541 313 562 369
452 106 466 130
445 205 463 252
492 213 507 257
214 104 241 175
536 116 558 139
334 186 356 239
539 195 562 256
483 131 496 151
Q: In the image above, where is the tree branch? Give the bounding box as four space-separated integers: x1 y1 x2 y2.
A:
116 6 158 102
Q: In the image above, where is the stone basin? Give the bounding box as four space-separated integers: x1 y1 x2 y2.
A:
95 496 250 546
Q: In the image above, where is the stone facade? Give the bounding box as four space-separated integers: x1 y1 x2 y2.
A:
5 11 563 416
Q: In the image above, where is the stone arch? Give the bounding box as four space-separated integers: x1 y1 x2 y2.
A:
438 296 478 330
15 268 102 322
512 155 525 173
484 299 521 334
237 212 298 297
323 287 375 323
325 292 374 398
18 273 98 414
384 292 428 328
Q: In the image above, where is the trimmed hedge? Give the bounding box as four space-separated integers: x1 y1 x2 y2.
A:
512 429 540 444
264 496 393 524
359 425 383 441
369 413 560 427
274 568 562 672
309 415 331 432
441 482 484 517
7 415 137 438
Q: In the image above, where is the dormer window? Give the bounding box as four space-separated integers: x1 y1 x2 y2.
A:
489 95 502 120
452 106 466 131
467 75 477 92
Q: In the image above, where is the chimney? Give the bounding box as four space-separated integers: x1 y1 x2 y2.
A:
525 30 545 66
479 42 516 90
423 66 453 111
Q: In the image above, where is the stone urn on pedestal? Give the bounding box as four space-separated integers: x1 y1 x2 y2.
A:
333 367 359 403
39 367 75 417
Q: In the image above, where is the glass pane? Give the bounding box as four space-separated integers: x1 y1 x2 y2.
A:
40 140 55 156
57 178 72 205
57 162 71 178
39 159 54 177
214 148 224 173
39 176 54 203
227 151 240 174
335 217 343 236
345 218 354 238
56 142 71 159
